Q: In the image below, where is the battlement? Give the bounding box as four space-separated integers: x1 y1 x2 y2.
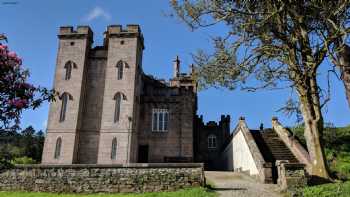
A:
106 24 144 49
196 114 230 127
107 24 141 34
58 26 93 39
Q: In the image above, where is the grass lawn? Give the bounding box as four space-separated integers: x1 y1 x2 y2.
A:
0 188 216 197
303 181 350 197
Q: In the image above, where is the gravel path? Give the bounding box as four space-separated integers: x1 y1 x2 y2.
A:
205 171 283 197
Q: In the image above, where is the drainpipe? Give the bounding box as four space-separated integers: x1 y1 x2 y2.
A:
126 116 132 163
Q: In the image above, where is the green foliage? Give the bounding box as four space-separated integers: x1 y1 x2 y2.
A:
291 124 350 179
0 188 216 197
11 156 36 165
303 181 350 197
0 126 45 165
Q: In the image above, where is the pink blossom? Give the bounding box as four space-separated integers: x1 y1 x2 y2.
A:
0 44 8 50
8 51 17 59
7 98 28 109
15 57 22 65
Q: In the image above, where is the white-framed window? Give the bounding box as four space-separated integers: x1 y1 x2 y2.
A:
152 108 169 132
208 134 217 149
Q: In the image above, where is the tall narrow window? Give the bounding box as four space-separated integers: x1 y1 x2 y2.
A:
208 134 217 149
60 93 68 122
54 137 62 159
111 137 117 160
116 61 124 80
152 109 169 132
59 92 72 122
114 92 126 123
64 61 76 80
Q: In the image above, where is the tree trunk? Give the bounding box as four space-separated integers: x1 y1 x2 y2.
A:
339 45 350 108
296 77 330 179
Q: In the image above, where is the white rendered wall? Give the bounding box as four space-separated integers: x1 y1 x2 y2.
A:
232 129 259 175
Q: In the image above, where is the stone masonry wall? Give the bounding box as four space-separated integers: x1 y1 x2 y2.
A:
0 163 204 193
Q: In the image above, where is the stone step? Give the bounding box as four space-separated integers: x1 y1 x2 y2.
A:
251 129 298 163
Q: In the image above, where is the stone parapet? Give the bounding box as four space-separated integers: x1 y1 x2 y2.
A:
58 26 93 40
272 118 311 172
0 163 204 193
276 161 307 191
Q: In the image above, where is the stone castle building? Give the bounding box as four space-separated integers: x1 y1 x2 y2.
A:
42 25 203 164
42 25 309 185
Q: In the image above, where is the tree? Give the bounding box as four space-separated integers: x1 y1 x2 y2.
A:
170 0 350 179
0 34 56 130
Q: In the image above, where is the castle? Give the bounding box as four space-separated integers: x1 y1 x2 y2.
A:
41 25 229 166
42 25 309 184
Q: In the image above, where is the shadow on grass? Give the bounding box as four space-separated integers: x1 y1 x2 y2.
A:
308 175 334 186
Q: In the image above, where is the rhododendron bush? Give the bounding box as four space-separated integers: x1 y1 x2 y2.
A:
0 36 55 130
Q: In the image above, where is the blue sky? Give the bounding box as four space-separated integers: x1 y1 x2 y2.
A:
1 0 349 131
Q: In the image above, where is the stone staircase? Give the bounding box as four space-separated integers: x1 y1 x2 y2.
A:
251 129 298 163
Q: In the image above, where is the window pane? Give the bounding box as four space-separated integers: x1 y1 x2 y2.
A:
208 135 216 148
159 111 163 131
60 94 67 122
64 62 72 80
164 112 168 131
114 94 121 122
54 137 62 159
111 138 117 160
117 61 123 80
152 111 158 131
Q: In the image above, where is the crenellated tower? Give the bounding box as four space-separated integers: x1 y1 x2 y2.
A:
42 26 93 164
97 25 144 164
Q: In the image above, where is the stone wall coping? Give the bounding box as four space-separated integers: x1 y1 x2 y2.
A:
271 118 311 172
15 163 204 169
282 163 306 168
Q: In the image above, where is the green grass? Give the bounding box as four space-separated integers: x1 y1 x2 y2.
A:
303 181 350 197
0 188 216 197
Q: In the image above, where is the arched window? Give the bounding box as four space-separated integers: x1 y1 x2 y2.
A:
111 137 117 160
116 60 124 80
64 61 77 80
54 137 62 159
113 92 126 123
208 134 217 149
59 92 73 122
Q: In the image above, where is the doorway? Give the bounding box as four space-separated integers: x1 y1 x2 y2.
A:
138 145 149 163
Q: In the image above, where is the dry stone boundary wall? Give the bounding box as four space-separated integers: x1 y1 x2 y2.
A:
0 163 204 193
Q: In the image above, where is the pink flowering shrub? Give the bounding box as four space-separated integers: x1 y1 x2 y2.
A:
0 36 56 130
